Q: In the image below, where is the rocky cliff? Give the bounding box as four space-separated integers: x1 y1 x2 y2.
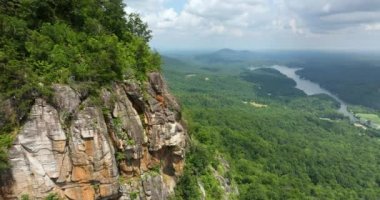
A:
1 73 187 200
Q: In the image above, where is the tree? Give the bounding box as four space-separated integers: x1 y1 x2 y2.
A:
0 0 160 171
125 13 152 42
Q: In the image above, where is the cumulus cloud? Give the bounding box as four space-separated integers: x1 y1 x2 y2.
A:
124 0 380 50
285 0 380 32
126 0 277 37
289 19 304 34
125 0 165 13
322 3 331 13
365 23 380 31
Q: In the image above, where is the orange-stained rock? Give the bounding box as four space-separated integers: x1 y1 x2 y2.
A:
64 186 81 200
81 185 95 200
156 95 166 107
72 166 92 182
119 160 140 177
99 183 118 198
140 146 151 172
84 140 94 156
64 185 94 200
7 73 188 200
173 160 184 176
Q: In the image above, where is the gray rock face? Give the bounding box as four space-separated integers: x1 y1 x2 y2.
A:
52 84 81 115
5 73 187 200
9 99 67 198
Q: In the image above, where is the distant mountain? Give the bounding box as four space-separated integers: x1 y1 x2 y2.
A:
195 48 255 63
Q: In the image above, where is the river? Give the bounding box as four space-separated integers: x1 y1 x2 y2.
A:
270 65 356 121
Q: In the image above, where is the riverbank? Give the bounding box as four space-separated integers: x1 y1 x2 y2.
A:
270 65 357 121
355 113 380 130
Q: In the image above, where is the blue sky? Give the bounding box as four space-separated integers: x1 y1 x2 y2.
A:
125 0 380 51
163 0 187 12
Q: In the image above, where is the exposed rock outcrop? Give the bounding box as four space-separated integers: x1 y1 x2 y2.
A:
4 73 187 200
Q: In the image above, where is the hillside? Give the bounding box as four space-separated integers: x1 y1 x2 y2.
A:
0 1 187 199
2 1 380 199
195 49 255 63
164 55 380 200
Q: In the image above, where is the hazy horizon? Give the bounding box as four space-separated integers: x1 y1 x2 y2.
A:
157 48 380 56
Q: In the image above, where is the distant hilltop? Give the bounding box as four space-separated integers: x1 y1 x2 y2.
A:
195 48 255 63
216 48 252 54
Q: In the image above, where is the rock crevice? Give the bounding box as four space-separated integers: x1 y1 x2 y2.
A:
5 73 187 200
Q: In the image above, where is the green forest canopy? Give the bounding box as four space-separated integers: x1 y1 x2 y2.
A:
164 57 380 200
0 0 161 169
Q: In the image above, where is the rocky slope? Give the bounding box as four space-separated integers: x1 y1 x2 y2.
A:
1 73 187 200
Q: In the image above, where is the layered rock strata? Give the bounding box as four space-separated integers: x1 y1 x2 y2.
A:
4 73 187 200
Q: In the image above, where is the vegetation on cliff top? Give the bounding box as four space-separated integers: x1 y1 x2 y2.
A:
0 0 160 170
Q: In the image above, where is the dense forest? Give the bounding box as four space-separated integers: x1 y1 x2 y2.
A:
2 1 380 199
297 66 380 110
0 0 160 171
191 49 380 110
164 56 380 200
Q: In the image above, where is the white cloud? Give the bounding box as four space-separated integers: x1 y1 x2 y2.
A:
125 0 166 13
209 24 225 34
289 19 304 34
124 0 380 50
365 23 380 31
127 0 286 37
323 3 331 13
285 0 380 32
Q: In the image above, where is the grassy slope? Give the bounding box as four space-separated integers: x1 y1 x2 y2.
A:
356 114 380 125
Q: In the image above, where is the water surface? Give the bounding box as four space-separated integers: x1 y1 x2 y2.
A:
271 65 356 121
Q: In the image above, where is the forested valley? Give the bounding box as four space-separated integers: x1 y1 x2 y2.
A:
164 53 380 200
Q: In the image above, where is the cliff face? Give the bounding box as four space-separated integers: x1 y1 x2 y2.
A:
3 73 187 200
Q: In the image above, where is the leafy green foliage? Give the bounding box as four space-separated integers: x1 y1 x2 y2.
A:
0 134 15 171
0 0 160 171
130 191 139 200
44 193 60 200
116 151 126 162
298 66 380 110
171 168 202 200
242 68 304 98
125 13 152 42
164 56 380 199
21 194 30 200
